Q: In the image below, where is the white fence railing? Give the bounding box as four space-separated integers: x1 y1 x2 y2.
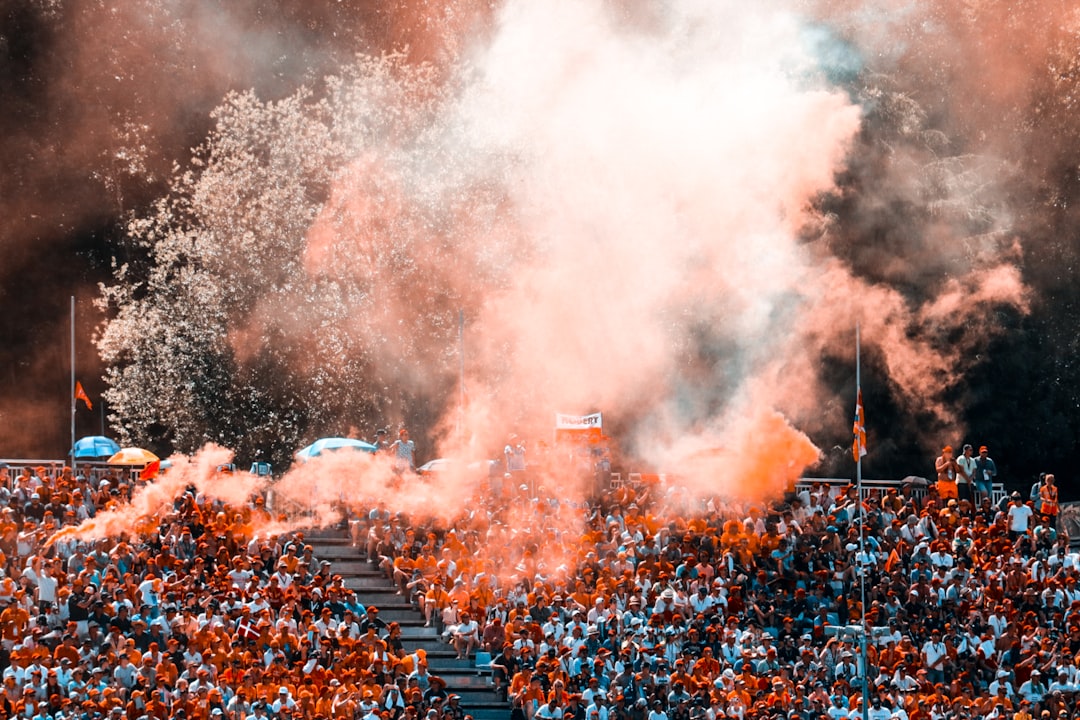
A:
794 477 1006 507
608 472 1006 506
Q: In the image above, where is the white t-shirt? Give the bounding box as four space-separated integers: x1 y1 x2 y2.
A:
956 455 977 485
455 619 479 639
922 640 947 670
1008 504 1034 533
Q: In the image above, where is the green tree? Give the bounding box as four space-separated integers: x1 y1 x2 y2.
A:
96 55 473 469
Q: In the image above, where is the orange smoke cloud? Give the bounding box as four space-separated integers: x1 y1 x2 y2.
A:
742 257 1030 443
279 0 1036 493
49 445 262 546
213 0 866 499
653 405 821 503
85 0 1036 527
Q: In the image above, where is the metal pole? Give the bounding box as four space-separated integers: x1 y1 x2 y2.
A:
458 309 465 445
70 296 77 477
856 322 869 720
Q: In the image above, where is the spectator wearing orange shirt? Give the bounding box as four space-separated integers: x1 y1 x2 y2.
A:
935 446 960 500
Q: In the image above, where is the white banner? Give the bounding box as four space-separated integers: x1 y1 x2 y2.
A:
555 412 603 430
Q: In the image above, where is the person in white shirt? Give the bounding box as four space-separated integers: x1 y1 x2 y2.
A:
827 695 849 720
921 630 947 685
271 687 297 714
867 696 892 720
688 586 715 616
587 597 612 626
646 700 668 720
929 546 954 570
956 444 977 503
452 612 480 659
988 669 1014 697
899 516 926 545
536 700 564 720
1048 669 1075 695
1007 494 1034 539
1018 670 1047 705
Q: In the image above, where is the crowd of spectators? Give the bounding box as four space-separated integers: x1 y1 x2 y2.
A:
0 463 475 720
372 455 1078 720
0 446 1074 720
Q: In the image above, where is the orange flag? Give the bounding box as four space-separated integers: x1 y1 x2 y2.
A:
75 381 93 411
852 388 866 463
140 460 161 481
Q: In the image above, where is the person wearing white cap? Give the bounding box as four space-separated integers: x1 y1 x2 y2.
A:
1019 670 1048 705
1048 668 1075 695
988 669 1015 698
652 587 681 617
271 686 296 714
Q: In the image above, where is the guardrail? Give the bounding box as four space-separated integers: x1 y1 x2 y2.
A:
794 477 1007 507
0 459 142 486
608 472 1006 506
5 460 1008 509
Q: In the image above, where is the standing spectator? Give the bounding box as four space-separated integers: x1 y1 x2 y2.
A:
921 629 948 686
1007 493 1034 541
975 446 998 504
1031 473 1045 514
505 436 527 474
1039 474 1060 527
956 445 977 507
934 447 959 501
392 429 416 474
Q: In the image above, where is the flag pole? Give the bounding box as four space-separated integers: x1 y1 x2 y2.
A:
70 296 76 476
458 309 465 445
856 322 868 720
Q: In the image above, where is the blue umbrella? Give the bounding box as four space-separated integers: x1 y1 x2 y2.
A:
71 436 121 459
295 437 378 460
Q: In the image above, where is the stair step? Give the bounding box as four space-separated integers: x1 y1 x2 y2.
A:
415 656 481 671
470 710 511 720
354 587 404 598
346 576 398 590
343 579 397 593
299 533 352 543
441 691 506 703
398 627 441 639
326 560 382 574
308 552 367 561
428 675 493 688
296 526 513 718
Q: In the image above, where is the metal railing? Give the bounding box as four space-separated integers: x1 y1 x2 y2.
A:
609 472 1006 506
0 459 142 486
794 477 1007 506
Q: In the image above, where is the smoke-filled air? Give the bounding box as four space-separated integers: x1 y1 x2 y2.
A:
7 0 1080 551
93 0 1034 494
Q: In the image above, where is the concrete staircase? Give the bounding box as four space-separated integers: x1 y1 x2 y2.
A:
305 528 509 720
